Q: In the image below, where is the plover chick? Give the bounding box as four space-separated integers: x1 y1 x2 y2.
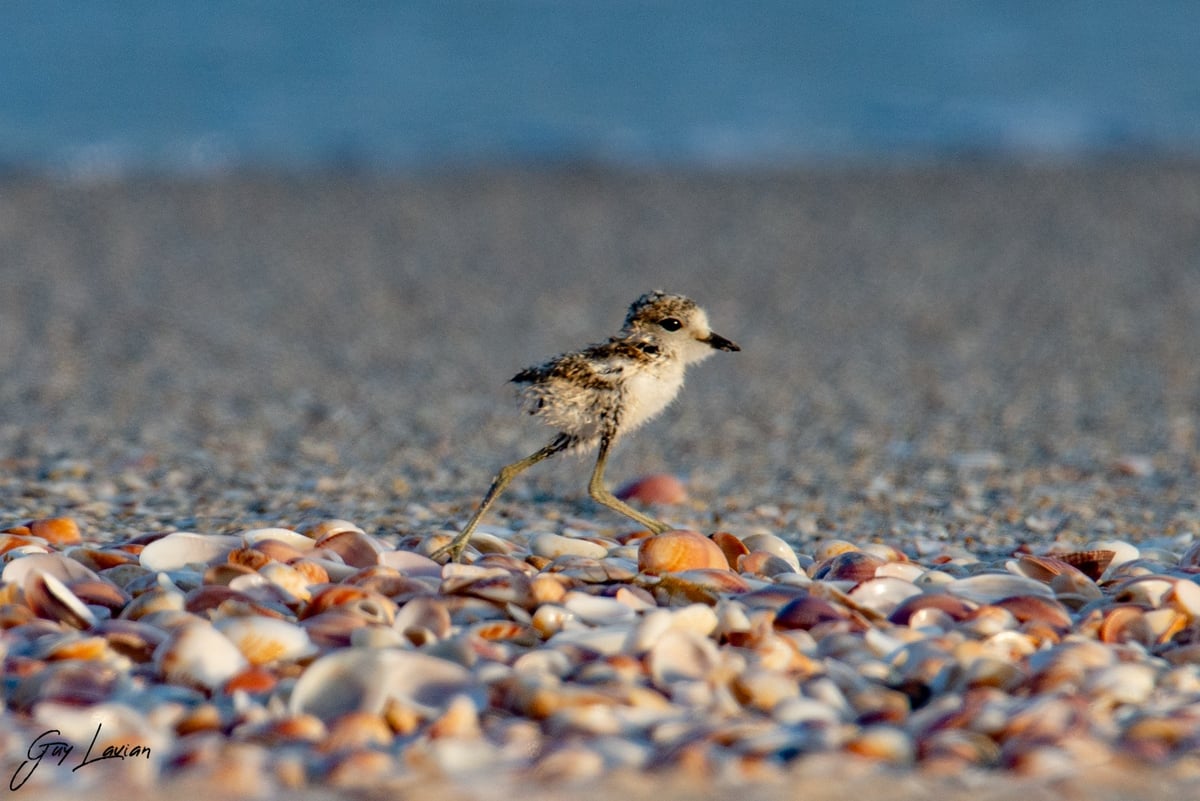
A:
432 290 739 562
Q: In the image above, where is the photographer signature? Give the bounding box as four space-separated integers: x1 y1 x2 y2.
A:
10 725 151 791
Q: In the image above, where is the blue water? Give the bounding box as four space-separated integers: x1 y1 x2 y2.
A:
2 1 1199 175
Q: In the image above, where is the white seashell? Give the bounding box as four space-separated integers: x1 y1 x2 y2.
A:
1116 577 1175 607
240 527 316 552
3 552 101 586
255 561 313 601
1166 580 1200 618
1090 539 1140 581
647 627 720 687
847 577 922 615
154 621 248 690
547 626 633 656
378 549 443 578
215 616 317 665
140 532 241 572
561 591 638 626
944 573 1054 604
875 561 927 582
289 648 476 722
740 533 801 572
531 532 610 560
1084 662 1158 705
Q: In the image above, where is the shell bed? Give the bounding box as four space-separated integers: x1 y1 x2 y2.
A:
2 506 1200 798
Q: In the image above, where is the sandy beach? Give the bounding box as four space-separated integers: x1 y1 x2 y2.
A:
2 163 1200 797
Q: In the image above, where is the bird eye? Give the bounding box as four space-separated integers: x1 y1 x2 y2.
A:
658 317 682 331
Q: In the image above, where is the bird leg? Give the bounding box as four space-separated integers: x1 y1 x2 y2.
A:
587 433 670 534
432 434 571 562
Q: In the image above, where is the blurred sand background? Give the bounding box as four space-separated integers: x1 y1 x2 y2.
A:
3 164 1200 547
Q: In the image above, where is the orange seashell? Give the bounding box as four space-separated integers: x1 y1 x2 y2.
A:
42 635 110 661
1098 604 1150 644
615 473 688 505
69 547 140 571
290 559 331 586
711 531 749 569
29 517 82 546
320 712 393 754
302 585 371 619
637 530 730 575
225 666 280 695
228 547 273 571
0 533 42 555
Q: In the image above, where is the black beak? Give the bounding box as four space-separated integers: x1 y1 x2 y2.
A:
705 332 740 352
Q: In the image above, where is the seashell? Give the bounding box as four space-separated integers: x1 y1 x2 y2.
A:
428 693 483 739
289 648 476 722
154 621 249 691
204 562 258 586
393 595 453 641
0 532 46 555
28 517 83 546
11 661 127 711
740 533 801 572
241 527 316 551
1084 662 1158 705
1090 539 1141 580
301 609 371 649
711 531 750 569
378 548 443 578
3 551 100 586
314 528 387 568
647 627 720 687
215 616 317 665
738 552 797 577
67 578 132 613
227 547 273 571
992 595 1072 630
774 593 851 630
343 565 431 598
876 561 928 582
139 532 241 572
319 711 393 753
944 573 1055 604
333 589 397 625
1114 576 1176 607
1165 579 1200 618
531 532 609 560
652 569 751 604
847 577 922 616
813 550 884 584
731 666 801 712
615 473 688 505
257 561 315 601
637 530 729 575
290 559 331 586
36 633 112 661
813 539 861 561
888 593 976 625
844 725 916 764
441 568 536 609
301 518 365 540
96 619 168 662
64 547 141 572
562 590 638 625
24 570 97 628
224 665 279 695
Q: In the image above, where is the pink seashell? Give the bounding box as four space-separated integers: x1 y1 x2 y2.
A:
615 473 688 505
